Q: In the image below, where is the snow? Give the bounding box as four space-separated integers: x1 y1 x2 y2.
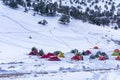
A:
1 0 120 80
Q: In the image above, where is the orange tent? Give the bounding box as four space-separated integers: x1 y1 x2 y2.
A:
114 49 120 53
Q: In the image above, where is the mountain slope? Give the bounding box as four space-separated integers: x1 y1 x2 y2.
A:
1 1 120 80
0 1 120 56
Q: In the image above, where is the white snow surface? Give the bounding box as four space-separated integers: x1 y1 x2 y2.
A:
0 1 120 80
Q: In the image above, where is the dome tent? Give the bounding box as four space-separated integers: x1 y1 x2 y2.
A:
57 52 65 58
93 46 99 49
71 54 83 61
38 49 45 56
89 54 95 59
41 53 55 58
112 49 120 56
99 56 106 60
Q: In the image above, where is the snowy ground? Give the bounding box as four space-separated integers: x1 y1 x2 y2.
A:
1 1 120 80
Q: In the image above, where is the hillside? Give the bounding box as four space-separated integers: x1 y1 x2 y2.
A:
1 0 120 54
1 0 120 80
2 0 120 28
61 0 120 28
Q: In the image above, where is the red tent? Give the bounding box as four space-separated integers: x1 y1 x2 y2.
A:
99 56 105 60
29 50 38 55
40 53 55 59
71 54 83 61
47 53 55 57
93 46 99 49
40 54 49 58
48 56 61 61
86 50 91 54
115 56 120 60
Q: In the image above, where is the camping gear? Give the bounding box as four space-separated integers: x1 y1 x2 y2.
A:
95 51 102 58
86 50 91 54
82 50 91 55
101 52 109 59
112 49 120 56
114 49 120 53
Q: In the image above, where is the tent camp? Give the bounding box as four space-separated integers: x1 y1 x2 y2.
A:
115 56 120 60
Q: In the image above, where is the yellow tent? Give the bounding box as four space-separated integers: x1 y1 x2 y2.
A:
57 53 65 58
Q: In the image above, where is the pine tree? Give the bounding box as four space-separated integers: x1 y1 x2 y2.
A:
59 0 62 7
59 14 70 24
27 2 31 10
9 0 18 8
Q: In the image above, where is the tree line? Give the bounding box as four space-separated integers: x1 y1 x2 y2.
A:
2 0 120 28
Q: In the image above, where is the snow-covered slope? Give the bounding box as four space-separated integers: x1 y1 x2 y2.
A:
0 0 119 54
54 0 120 12
1 1 120 80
